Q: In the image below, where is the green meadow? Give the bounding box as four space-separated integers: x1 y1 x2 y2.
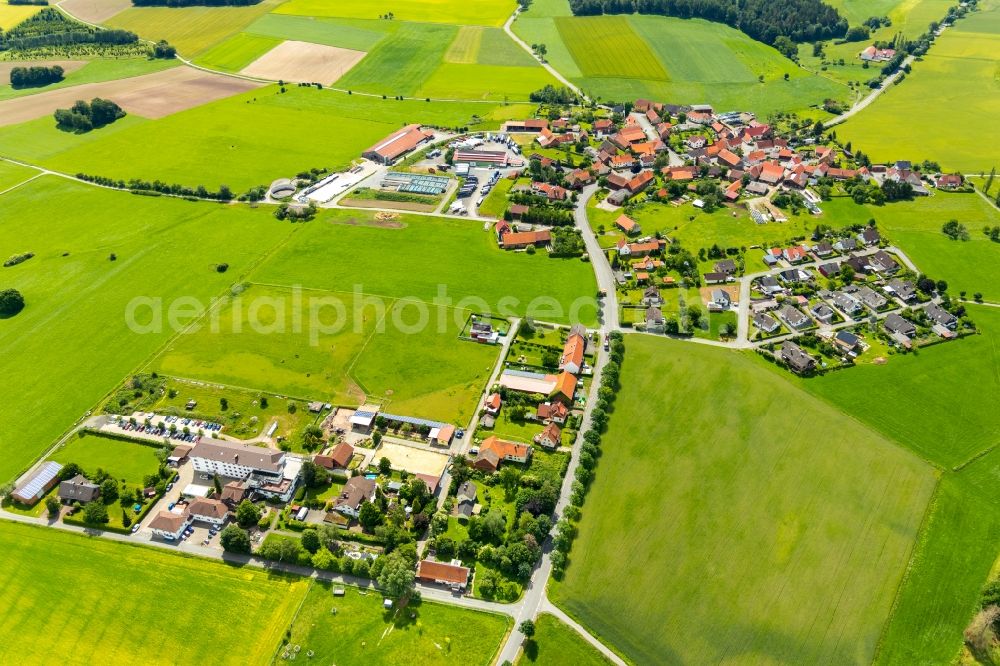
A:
838 0 1000 172
552 335 935 664
150 285 500 424
518 613 612 665
0 58 178 102
195 32 282 72
0 0 41 29
50 433 162 485
0 521 307 664
0 160 34 191
105 0 284 57
273 0 517 27
0 86 531 192
801 304 1000 469
283 580 511 664
251 208 599 325
0 176 293 483
514 2 848 115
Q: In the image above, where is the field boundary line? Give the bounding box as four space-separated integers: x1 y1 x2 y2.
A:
269 578 315 665
870 476 944 664
953 442 1000 472
343 297 397 400
0 172 44 197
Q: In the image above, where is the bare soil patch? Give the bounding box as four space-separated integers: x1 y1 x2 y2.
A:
59 0 133 24
0 66 262 127
0 60 87 85
240 40 366 85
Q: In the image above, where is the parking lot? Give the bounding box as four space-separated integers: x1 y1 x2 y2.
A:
103 412 224 447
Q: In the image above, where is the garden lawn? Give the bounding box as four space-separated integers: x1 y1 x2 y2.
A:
273 0 517 27
518 613 612 665
105 0 284 57
282 580 511 664
250 208 599 326
800 304 1000 469
0 176 294 484
551 335 936 665
838 0 1000 172
0 86 523 192
0 521 306 664
50 432 161 484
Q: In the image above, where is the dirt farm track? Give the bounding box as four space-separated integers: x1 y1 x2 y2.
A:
0 67 263 127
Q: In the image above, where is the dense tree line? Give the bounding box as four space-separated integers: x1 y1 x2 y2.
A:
151 40 176 58
8 0 48 5
529 85 579 105
0 9 137 51
75 172 237 201
9 64 63 88
132 0 261 5
54 97 125 132
568 0 847 46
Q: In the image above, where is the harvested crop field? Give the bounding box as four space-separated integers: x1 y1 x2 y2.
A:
0 67 262 127
240 39 366 84
58 0 132 24
0 60 87 85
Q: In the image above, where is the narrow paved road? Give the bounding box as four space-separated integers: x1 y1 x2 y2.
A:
503 10 588 103
824 55 915 128
575 184 620 330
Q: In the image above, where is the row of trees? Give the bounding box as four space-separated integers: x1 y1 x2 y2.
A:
0 8 137 52
568 0 848 46
74 172 239 201
9 64 63 88
54 97 125 133
549 332 625 579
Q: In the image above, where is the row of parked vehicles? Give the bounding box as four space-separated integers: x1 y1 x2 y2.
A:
162 415 223 431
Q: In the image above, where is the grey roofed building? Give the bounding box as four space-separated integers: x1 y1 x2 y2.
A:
779 341 817 374
885 278 917 302
189 439 285 474
779 304 810 329
925 303 958 329
333 476 377 517
714 259 737 274
810 302 835 323
833 237 858 252
757 275 782 293
884 313 917 337
859 227 881 245
813 241 834 256
834 330 861 353
58 474 100 503
868 250 899 274
832 291 862 314
818 261 841 278
753 312 780 333
855 285 887 310
456 480 477 519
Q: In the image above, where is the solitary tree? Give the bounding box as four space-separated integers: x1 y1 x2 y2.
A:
378 456 392 476
378 551 416 599
45 496 61 519
0 288 25 317
220 525 251 553
519 620 536 639
235 499 262 528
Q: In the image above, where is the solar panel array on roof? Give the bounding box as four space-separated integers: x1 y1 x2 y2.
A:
16 461 62 499
503 369 549 380
380 413 448 429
